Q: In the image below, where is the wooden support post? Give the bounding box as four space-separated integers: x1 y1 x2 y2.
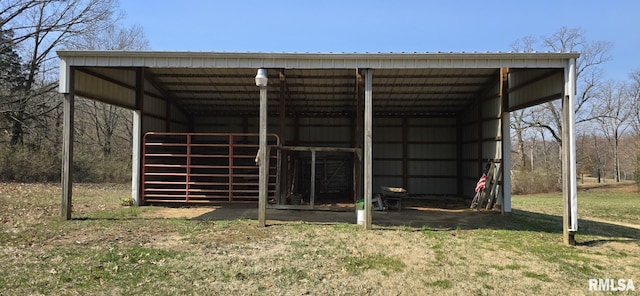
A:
364 69 373 230
165 101 171 132
477 95 484 174
310 149 316 207
402 117 409 190
258 84 268 227
278 70 287 204
279 70 286 145
456 113 463 197
354 70 364 203
293 117 300 145
500 68 512 213
61 68 75 220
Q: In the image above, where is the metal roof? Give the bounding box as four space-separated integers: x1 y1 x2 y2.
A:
58 51 579 117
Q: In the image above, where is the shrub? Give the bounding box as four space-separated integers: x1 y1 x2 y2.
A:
511 168 561 194
0 143 131 183
0 144 61 182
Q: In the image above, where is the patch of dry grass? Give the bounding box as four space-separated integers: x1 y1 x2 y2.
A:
0 182 639 295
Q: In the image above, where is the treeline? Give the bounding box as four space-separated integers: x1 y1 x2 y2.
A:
2 3 640 193
508 27 640 194
0 0 147 182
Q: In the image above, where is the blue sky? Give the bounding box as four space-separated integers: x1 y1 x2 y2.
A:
120 0 638 81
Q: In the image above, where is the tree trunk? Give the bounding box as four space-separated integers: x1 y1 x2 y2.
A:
614 131 620 182
9 112 24 146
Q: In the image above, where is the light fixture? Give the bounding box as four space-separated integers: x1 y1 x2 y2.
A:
255 68 268 87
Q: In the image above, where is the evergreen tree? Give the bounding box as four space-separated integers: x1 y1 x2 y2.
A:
0 25 28 145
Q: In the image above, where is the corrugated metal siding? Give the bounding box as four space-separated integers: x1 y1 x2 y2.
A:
374 160 403 175
143 74 163 98
482 120 501 138
297 118 352 147
170 105 189 124
169 122 189 132
373 144 402 158
143 96 166 118
89 67 136 85
410 179 456 195
372 117 402 194
372 116 459 195
142 116 166 133
509 70 564 110
458 76 504 198
409 160 456 175
193 117 247 133
408 127 456 141
74 70 135 109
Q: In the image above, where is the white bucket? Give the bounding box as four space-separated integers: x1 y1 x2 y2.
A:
356 209 365 225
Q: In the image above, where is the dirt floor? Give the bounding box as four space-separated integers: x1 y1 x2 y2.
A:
140 196 502 230
140 181 640 229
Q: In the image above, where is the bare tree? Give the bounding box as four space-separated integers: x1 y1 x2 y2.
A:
594 80 633 182
630 70 640 136
69 23 149 157
66 23 149 51
510 27 612 145
0 0 119 146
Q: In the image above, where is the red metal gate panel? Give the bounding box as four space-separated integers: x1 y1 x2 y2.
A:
142 133 280 204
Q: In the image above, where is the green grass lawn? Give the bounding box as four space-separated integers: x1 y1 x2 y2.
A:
0 183 638 295
513 185 640 226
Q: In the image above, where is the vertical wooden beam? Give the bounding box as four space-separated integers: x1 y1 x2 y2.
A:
562 59 578 245
279 70 287 145
354 70 364 203
402 117 409 190
364 69 373 230
499 68 512 213
165 101 171 132
61 68 75 220
310 149 316 207
278 71 287 204
477 95 484 174
243 116 249 134
258 82 268 227
293 117 300 145
456 113 463 197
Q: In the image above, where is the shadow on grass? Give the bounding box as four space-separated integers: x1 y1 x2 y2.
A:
184 198 640 245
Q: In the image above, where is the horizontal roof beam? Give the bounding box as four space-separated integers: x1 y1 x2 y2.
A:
58 51 579 70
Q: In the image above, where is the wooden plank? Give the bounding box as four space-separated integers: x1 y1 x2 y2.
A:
402 117 408 190
310 150 316 207
279 70 287 145
61 69 75 220
278 70 286 204
355 70 364 204
364 69 373 230
258 84 268 227
456 113 463 197
477 94 483 175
